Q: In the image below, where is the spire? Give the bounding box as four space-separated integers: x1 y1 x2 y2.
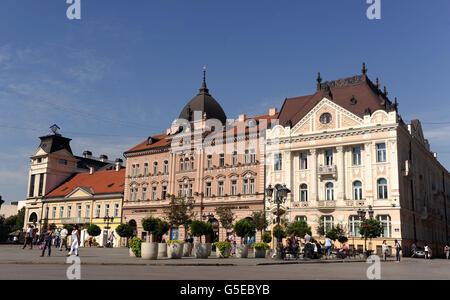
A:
316 72 322 90
362 62 367 75
375 77 380 88
199 66 209 94
383 86 388 96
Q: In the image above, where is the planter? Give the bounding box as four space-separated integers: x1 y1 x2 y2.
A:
158 243 167 258
265 249 272 258
167 243 184 259
254 248 266 258
141 242 158 260
205 243 212 257
129 247 136 257
236 244 248 258
183 242 192 257
194 243 209 259
216 245 232 258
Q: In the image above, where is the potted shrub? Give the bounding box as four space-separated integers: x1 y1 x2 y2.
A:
129 237 144 257
204 222 213 256
166 240 185 259
141 217 159 260
251 242 270 258
190 220 209 259
87 224 102 246
115 223 133 248
262 231 272 257
233 219 256 258
155 219 171 258
214 241 232 258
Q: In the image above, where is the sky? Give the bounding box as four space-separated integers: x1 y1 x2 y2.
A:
1 0 450 203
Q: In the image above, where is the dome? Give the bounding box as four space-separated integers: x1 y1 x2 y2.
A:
178 69 227 124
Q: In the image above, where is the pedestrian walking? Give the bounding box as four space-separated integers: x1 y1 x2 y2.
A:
40 226 54 257
23 225 34 249
411 241 417 258
444 245 449 260
424 244 430 259
229 231 236 257
59 227 68 251
324 236 333 260
382 240 389 261
54 228 61 248
67 225 80 257
394 239 402 262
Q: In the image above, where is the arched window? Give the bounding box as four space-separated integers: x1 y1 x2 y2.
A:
377 178 388 199
325 182 334 201
153 162 158 175
353 181 363 200
179 158 184 171
300 184 308 202
190 157 195 170
377 215 392 237
184 158 190 171
163 161 169 174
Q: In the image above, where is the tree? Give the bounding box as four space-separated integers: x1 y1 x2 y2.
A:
272 225 287 243
359 218 383 253
3 207 25 233
190 220 208 243
116 223 133 238
87 224 102 237
163 195 196 236
262 231 272 244
215 207 235 231
287 220 311 237
250 211 268 235
142 216 159 242
233 219 256 244
155 219 171 242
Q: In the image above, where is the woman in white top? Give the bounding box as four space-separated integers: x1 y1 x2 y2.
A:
382 240 389 261
68 225 81 257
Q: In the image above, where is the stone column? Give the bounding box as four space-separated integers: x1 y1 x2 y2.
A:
337 146 345 200
365 142 374 204
310 149 318 201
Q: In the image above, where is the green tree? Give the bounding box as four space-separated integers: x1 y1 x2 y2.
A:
262 231 272 244
155 219 171 242
142 216 160 242
287 220 311 237
272 225 287 243
4 207 25 233
250 211 268 235
115 223 133 238
87 224 102 237
233 219 256 244
359 219 383 239
215 207 235 231
190 220 208 243
163 195 196 236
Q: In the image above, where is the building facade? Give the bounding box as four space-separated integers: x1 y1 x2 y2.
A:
265 66 450 256
122 72 278 243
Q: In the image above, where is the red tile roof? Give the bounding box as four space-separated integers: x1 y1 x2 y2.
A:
46 168 126 198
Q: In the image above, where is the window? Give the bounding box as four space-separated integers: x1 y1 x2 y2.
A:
322 215 334 233
142 187 147 201
231 180 237 196
250 149 256 163
183 184 189 197
300 153 308 170
58 159 68 165
143 163 149 176
178 184 183 197
104 203 110 217
152 187 157 200
153 162 158 175
274 153 282 171
179 159 184 171
131 164 136 176
377 215 392 238
295 216 307 222
38 174 44 196
349 216 361 237
184 159 190 171
325 182 334 201
114 203 119 217
163 161 169 174
300 184 308 202
353 181 363 200
189 184 193 197
376 143 387 162
52 206 56 219
85 204 91 218
218 181 224 196
67 205 72 218
59 206 64 219
352 147 362 166
162 186 167 200
377 178 388 199
244 150 250 164
320 113 332 124
76 204 82 218
325 150 333 166
190 157 195 170
207 155 213 168
29 174 35 197
232 151 238 166
135 164 140 176
206 182 212 197
45 206 49 219
95 204 101 218
243 179 249 194
249 179 255 194
219 153 225 167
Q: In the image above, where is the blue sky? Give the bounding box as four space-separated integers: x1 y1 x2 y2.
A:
1 0 450 203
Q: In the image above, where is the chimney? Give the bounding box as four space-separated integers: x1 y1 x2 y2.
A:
99 154 108 162
269 108 278 116
83 150 92 158
89 167 94 175
115 158 123 172
238 114 246 122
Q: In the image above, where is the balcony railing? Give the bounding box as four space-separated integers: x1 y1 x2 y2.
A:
318 165 337 176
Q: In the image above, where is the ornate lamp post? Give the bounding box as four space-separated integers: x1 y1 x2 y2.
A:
358 206 374 257
265 184 291 260
103 216 114 230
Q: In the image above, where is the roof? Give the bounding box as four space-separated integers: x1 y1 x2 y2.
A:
46 168 126 198
278 74 396 127
38 134 73 155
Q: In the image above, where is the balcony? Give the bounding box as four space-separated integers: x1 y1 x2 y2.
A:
317 200 336 208
318 165 337 177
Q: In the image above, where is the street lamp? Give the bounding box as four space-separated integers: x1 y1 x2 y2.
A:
265 184 291 260
358 206 374 257
103 216 114 230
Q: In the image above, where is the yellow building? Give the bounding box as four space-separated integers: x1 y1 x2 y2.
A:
42 168 125 247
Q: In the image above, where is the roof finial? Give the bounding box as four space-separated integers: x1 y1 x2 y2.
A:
199 66 209 94
362 62 367 75
375 77 380 88
384 86 388 96
316 72 322 90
